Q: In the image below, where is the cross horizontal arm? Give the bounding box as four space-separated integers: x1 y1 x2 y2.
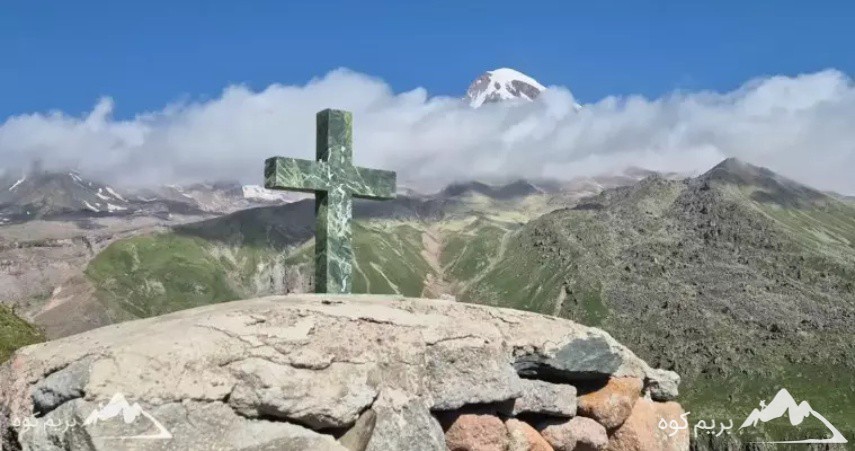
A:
347 166 397 199
264 156 329 192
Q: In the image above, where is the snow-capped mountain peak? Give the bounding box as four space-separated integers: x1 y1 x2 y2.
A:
0 170 130 220
465 68 546 108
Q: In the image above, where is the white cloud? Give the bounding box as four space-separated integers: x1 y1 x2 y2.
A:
1 68 853 194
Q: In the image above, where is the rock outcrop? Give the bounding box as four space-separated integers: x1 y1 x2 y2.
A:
0 294 685 450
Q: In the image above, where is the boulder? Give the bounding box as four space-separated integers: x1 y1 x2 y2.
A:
645 368 680 401
505 418 553 451
538 419 577 451
511 379 576 418
425 336 523 410
564 416 608 451
513 334 648 382
577 377 643 430
444 413 509 451
0 294 681 450
365 391 445 451
339 408 377 451
538 416 608 451
606 398 689 451
228 357 379 429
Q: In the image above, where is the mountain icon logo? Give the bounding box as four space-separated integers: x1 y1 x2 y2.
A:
82 393 172 440
739 388 847 444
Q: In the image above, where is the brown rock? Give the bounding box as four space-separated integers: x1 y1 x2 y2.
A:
606 398 689 451
577 377 643 430
445 413 509 451
505 418 554 451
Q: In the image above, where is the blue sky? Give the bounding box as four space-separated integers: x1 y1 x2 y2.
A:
2 0 853 119
2 1 854 194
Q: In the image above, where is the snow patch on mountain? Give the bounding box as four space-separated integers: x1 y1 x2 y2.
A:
8 177 26 191
242 184 303 203
106 186 126 202
465 68 546 108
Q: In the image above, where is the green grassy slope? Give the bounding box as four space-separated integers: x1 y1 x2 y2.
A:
461 175 855 443
85 234 252 318
281 222 434 296
85 220 434 319
353 222 432 296
0 305 43 362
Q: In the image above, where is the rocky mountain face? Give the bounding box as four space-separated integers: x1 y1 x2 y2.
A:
0 171 131 223
0 170 303 225
0 294 685 451
464 68 546 107
131 181 305 216
471 159 855 446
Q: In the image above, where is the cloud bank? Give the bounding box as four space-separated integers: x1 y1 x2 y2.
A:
1 68 853 194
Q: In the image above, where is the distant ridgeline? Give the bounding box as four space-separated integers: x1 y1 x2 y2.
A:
4 158 854 447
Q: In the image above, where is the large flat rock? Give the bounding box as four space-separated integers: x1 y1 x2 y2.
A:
0 294 679 450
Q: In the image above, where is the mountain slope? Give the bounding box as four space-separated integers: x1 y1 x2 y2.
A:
464 160 855 442
47 180 558 336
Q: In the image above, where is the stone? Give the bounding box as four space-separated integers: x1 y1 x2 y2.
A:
565 417 608 451
538 419 577 451
606 398 689 451
31 357 90 415
505 418 553 451
444 413 509 451
511 378 576 417
0 295 680 450
425 336 523 411
365 391 445 451
577 377 643 430
227 357 378 429
338 408 376 451
645 368 680 401
512 333 666 384
264 109 397 294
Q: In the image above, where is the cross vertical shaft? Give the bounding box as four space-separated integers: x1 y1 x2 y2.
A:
315 110 353 293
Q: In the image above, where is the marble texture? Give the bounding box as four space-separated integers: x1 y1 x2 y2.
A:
264 109 396 293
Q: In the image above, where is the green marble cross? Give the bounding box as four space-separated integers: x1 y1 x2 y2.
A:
264 109 396 294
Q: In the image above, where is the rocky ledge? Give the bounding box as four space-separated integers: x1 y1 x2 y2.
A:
0 295 688 451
